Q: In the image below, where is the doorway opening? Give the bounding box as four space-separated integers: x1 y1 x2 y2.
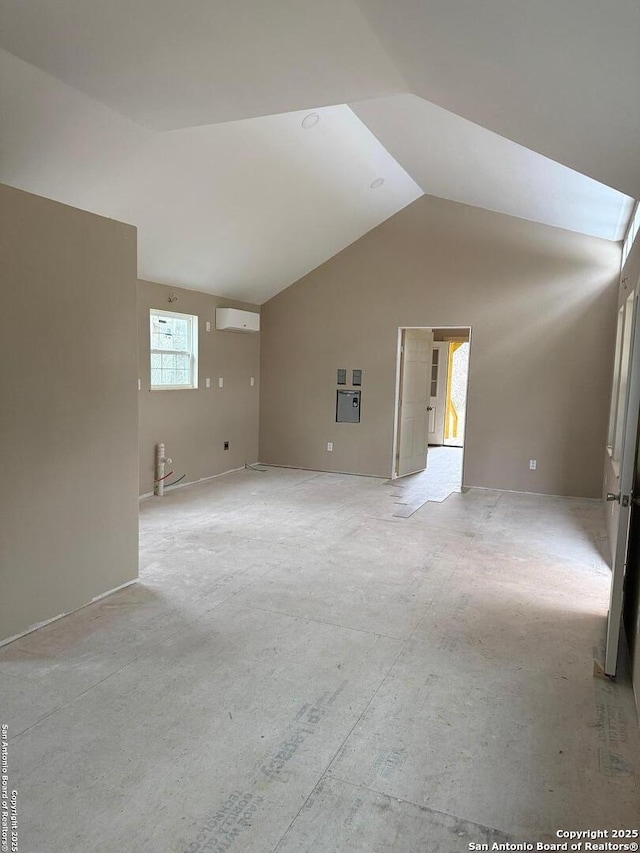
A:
444 339 470 447
392 326 472 506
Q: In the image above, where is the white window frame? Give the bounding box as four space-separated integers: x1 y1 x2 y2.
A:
149 309 198 390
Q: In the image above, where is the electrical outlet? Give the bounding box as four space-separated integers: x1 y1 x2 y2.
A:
205 378 211 388
218 377 224 388
529 459 537 470
327 442 333 451
250 377 255 387
205 321 211 332
224 441 230 450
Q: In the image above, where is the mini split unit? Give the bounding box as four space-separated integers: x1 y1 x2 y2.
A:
215 308 260 333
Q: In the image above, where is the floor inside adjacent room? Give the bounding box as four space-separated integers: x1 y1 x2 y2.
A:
2 467 639 852
390 445 464 515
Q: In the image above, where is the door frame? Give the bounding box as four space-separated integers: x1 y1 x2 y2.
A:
391 324 473 481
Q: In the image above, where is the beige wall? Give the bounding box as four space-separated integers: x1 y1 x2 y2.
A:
0 183 138 643
260 194 620 497
138 280 260 495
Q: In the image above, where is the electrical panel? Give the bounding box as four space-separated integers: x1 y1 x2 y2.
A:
336 390 361 423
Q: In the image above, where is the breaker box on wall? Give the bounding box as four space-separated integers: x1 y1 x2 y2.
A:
216 308 260 333
336 390 361 423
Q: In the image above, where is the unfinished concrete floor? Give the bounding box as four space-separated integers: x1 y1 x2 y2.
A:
2 467 639 852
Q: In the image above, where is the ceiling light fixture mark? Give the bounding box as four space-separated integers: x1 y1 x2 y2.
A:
301 113 320 129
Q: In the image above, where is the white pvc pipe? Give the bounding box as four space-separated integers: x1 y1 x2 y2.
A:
155 443 165 496
154 443 172 497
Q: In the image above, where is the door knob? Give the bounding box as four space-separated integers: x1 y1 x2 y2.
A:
606 492 621 503
426 406 433 411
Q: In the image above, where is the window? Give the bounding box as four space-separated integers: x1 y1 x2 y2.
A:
622 202 640 269
150 309 198 389
430 347 439 397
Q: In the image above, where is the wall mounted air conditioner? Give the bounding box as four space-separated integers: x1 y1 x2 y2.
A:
215 308 260 333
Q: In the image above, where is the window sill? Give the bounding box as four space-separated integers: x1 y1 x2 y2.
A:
149 386 198 392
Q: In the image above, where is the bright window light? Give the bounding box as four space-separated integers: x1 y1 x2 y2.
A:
149 309 198 390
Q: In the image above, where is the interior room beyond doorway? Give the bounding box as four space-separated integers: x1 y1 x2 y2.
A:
430 328 470 449
393 326 470 507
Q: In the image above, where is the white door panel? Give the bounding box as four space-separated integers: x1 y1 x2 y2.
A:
606 287 640 676
397 328 433 478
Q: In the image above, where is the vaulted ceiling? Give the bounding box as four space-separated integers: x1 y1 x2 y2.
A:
0 0 637 302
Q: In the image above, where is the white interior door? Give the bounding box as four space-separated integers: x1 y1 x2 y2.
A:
428 342 449 445
606 287 640 676
396 328 433 478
